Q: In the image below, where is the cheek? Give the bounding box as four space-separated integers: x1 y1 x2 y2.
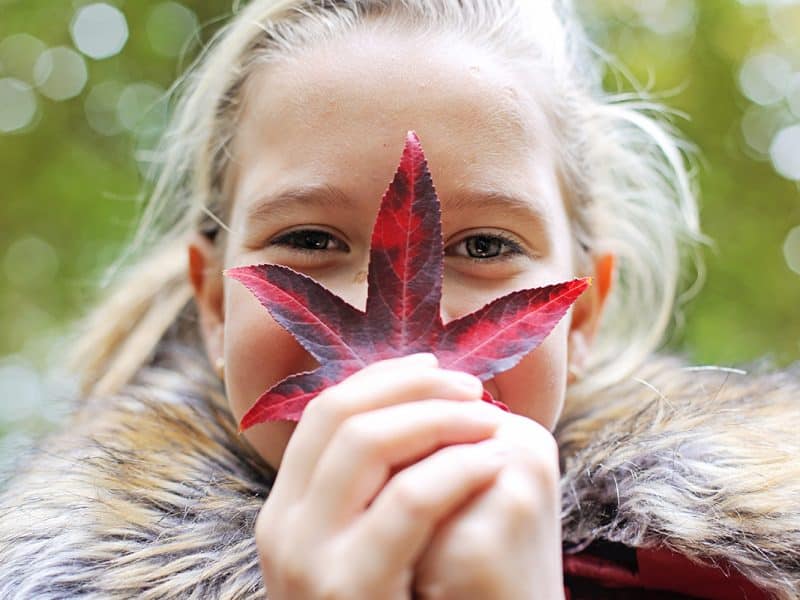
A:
491 318 569 430
223 284 315 468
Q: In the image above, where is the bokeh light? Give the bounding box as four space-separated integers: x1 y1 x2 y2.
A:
70 3 129 60
734 0 800 183
3 301 57 367
577 0 698 43
33 47 88 101
740 104 795 157
147 2 199 58
0 33 46 85
784 226 800 275
0 78 37 133
84 80 126 136
0 430 33 480
787 74 800 117
3 236 60 289
633 0 696 36
117 81 168 134
769 124 800 180
768 2 800 46
738 51 793 106
0 355 74 478
0 359 44 425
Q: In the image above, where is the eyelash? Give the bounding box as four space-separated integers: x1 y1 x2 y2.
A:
270 229 350 254
270 228 525 261
447 232 525 262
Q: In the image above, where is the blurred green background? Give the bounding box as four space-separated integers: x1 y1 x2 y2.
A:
1 0 799 460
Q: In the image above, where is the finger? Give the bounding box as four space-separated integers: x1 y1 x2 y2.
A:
269 354 437 507
413 465 561 600
303 399 504 529
491 416 560 488
344 439 509 576
270 354 484 507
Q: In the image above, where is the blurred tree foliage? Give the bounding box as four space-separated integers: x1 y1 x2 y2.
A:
578 0 800 367
0 0 798 444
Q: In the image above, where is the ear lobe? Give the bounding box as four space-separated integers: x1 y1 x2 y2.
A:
594 253 614 310
567 253 614 381
188 232 225 370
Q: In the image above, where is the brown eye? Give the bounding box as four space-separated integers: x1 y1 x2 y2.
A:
466 235 503 258
447 233 524 261
271 229 349 252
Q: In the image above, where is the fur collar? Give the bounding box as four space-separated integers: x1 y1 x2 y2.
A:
1 340 798 598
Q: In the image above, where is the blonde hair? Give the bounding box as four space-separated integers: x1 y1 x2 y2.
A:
69 0 703 410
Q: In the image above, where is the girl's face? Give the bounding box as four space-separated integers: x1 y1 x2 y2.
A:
190 27 608 470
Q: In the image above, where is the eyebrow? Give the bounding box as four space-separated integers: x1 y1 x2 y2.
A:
445 187 551 225
244 183 359 225
243 182 552 236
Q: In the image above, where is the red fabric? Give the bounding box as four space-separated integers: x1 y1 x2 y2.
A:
563 546 771 599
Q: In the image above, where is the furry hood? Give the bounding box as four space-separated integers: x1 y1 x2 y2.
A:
1 340 799 599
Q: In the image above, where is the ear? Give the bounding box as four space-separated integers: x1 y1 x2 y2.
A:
567 253 614 383
188 232 225 376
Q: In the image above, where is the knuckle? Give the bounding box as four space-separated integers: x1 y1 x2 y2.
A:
280 553 309 591
403 369 439 396
503 428 560 489
254 508 274 551
390 476 434 520
521 453 559 491
256 502 292 557
526 445 561 490
506 492 538 521
283 505 307 539
499 472 539 520
436 440 475 462
338 415 384 456
451 522 495 558
361 356 400 373
420 367 459 390
255 539 276 573
316 574 351 600
306 386 354 425
255 501 271 530
465 563 502 594
355 354 424 380
416 412 455 440
440 528 500 576
276 542 335 597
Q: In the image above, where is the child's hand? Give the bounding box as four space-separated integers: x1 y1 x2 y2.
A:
254 353 508 599
413 415 564 600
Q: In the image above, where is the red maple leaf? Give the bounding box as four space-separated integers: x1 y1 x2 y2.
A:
227 131 589 430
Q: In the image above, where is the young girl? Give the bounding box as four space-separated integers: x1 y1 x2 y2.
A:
1 0 799 598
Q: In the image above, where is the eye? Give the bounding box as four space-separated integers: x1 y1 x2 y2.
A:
270 228 349 253
446 233 525 261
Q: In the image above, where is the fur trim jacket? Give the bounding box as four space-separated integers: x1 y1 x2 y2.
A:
1 339 798 599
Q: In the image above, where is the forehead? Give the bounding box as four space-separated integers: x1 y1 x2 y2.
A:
256 28 540 135
228 25 561 221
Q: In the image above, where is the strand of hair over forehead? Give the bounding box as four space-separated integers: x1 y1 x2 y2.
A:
88 0 703 402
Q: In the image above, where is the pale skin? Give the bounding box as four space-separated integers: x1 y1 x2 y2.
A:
189 24 612 600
